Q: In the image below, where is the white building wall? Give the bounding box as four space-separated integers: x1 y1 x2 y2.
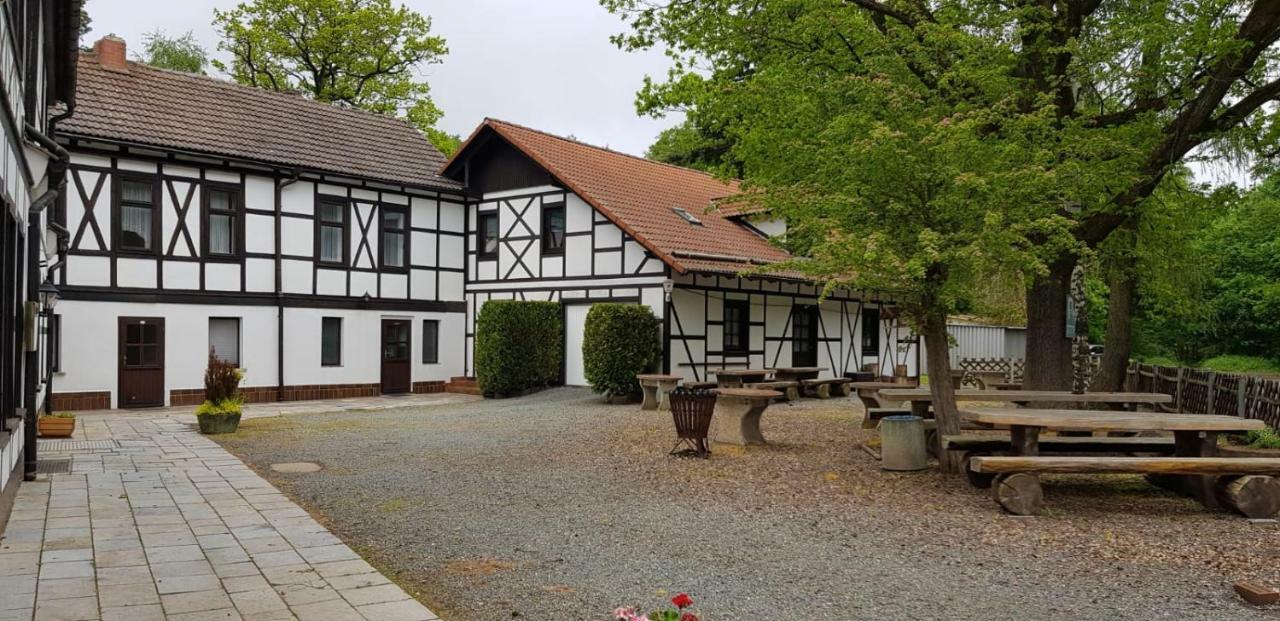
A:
55 300 463 407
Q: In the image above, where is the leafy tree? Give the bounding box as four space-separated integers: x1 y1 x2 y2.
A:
607 0 1106 470
137 30 208 74
213 0 449 140
605 0 1280 394
646 119 739 175
425 129 462 158
78 7 91 37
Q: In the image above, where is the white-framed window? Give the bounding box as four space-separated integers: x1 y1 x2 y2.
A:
208 317 241 366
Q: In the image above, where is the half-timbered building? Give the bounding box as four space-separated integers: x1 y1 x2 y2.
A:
50 38 468 409
442 119 919 385
0 0 81 516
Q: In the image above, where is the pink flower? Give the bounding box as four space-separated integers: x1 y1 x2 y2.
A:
680 614 700 621
613 607 638 620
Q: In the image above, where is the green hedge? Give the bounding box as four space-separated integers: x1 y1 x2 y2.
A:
475 300 564 397
583 304 662 397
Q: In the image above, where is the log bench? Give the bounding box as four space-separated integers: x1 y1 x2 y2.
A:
746 380 800 402
800 378 853 399
970 456 1280 518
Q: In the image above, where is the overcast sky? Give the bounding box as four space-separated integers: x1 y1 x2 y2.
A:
80 0 681 157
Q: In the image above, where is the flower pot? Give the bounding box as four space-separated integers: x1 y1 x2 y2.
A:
197 413 242 434
38 417 76 438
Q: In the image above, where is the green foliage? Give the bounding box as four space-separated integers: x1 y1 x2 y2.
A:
213 0 449 139
204 353 243 404
425 128 462 157
474 300 563 397
138 30 208 74
1246 428 1280 450
40 412 76 420
1195 356 1280 375
582 304 662 397
646 119 738 175
196 396 244 416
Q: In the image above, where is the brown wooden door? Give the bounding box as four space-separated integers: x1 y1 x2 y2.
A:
118 317 165 408
381 319 411 394
791 305 819 368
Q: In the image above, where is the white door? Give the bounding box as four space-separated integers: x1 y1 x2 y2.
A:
565 304 592 386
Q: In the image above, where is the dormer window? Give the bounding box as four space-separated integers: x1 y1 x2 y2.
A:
672 207 703 225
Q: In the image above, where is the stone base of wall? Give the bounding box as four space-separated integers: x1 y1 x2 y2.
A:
50 391 112 411
412 381 446 394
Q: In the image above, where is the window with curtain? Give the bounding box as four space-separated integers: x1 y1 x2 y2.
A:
541 203 565 254
118 177 155 252
208 318 241 367
422 320 439 363
206 187 239 257
381 208 407 269
723 300 750 353
321 317 342 366
318 200 347 264
477 212 499 259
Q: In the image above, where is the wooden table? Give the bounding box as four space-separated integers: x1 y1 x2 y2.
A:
636 374 682 411
709 368 774 388
710 388 783 446
774 367 826 382
849 381 918 409
879 389 1174 418
963 407 1266 508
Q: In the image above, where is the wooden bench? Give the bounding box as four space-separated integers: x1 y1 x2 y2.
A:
945 435 1177 454
970 456 1280 517
862 407 914 429
746 381 800 402
800 378 853 399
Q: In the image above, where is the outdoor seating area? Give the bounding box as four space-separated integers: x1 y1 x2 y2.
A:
642 368 865 453
853 382 1280 520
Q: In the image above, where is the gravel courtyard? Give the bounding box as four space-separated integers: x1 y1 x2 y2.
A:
213 388 1280 621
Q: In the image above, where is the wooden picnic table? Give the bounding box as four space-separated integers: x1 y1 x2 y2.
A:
710 388 783 446
708 368 774 388
773 367 826 382
849 381 918 409
879 389 1173 418
636 374 682 411
963 407 1268 512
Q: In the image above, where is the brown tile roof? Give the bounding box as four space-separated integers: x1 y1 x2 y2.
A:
445 118 793 276
60 53 461 191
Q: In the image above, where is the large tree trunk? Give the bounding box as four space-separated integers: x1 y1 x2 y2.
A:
1094 260 1137 392
922 309 963 474
1023 256 1075 391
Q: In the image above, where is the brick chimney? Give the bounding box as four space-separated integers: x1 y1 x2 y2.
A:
93 36 128 72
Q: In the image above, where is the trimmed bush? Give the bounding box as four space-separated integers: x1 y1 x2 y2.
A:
583 304 662 398
475 300 564 397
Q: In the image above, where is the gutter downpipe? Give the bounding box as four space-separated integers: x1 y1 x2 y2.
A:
23 123 71 481
275 171 301 402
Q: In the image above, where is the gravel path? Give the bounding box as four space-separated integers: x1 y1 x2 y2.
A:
213 388 1280 621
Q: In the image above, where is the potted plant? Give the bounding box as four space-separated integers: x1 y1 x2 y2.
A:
37 412 76 438
196 352 244 434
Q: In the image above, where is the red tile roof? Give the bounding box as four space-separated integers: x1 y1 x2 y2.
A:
60 53 461 191
444 118 793 276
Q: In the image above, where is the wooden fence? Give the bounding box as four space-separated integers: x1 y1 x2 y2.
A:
955 358 1280 430
1126 362 1280 430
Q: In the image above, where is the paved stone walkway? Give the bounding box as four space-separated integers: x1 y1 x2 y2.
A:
0 401 459 620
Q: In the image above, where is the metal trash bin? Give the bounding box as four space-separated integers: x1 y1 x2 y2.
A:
880 415 928 471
